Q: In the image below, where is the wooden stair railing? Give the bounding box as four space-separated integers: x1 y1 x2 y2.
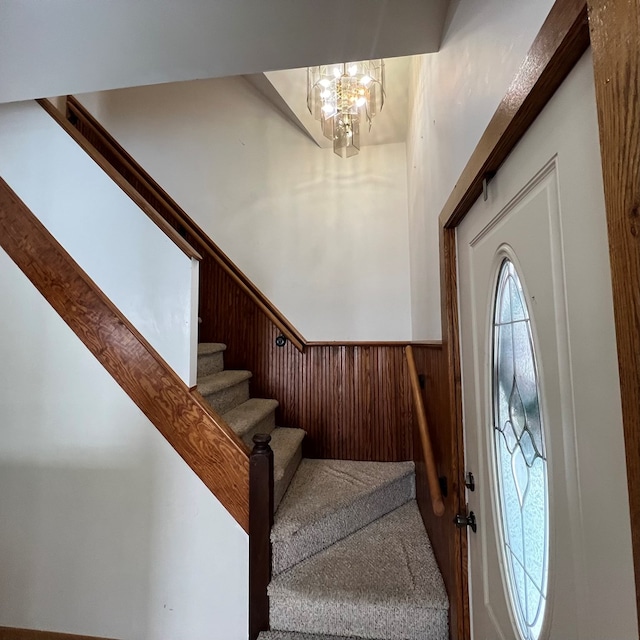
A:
63 95 305 353
56 94 436 464
36 99 202 263
0 177 250 532
405 345 445 517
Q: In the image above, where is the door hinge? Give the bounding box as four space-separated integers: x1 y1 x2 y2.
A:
454 510 477 533
465 471 475 492
482 171 497 201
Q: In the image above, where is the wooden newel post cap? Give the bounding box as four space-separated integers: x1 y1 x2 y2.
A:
252 433 272 453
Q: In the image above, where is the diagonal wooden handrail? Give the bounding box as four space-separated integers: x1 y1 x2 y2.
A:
405 345 445 517
63 95 306 352
0 177 250 531
37 99 202 262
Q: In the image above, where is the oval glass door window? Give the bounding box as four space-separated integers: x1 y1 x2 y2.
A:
492 259 549 640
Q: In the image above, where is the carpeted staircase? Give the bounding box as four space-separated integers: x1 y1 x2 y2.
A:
197 343 305 509
197 344 449 640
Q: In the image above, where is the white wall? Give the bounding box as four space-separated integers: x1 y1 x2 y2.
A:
406 0 555 339
0 247 248 640
0 100 198 385
77 77 412 341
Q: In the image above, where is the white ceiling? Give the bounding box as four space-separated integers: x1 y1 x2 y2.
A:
0 0 449 104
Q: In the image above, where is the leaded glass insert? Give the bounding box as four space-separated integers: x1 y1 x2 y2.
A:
493 259 549 640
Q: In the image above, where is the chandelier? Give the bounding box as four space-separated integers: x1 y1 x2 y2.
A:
307 60 385 158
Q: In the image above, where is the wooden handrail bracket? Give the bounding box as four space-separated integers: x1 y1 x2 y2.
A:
0 178 250 532
405 345 445 517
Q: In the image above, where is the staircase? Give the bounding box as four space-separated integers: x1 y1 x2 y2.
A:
197 343 305 510
198 344 449 640
198 342 448 640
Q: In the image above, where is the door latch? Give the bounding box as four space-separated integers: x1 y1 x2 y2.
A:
454 510 477 533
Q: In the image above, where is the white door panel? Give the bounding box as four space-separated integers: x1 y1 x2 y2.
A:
458 50 637 640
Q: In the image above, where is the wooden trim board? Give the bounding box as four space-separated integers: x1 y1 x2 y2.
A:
439 0 590 229
588 0 640 627
0 627 116 640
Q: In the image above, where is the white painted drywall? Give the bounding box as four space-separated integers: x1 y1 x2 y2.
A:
406 0 555 339
76 78 412 341
0 100 197 385
0 247 248 639
0 0 449 104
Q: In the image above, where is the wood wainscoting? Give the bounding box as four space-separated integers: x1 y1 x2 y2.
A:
226 340 443 461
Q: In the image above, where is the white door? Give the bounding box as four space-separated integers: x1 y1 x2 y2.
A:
458 51 637 640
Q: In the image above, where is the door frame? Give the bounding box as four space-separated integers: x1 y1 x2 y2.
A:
438 1 640 638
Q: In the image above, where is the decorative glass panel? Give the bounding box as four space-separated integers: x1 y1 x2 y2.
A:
493 259 549 640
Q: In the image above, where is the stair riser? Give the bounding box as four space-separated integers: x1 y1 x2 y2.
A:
197 352 224 377
240 411 276 447
202 380 250 415
272 473 415 575
269 598 448 640
274 445 302 512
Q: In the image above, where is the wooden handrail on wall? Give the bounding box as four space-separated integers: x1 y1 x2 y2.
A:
36 99 202 262
0 178 250 532
63 95 305 353
405 345 445 517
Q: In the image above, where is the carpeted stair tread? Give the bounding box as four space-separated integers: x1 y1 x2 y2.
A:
197 369 252 414
269 500 448 640
258 632 364 640
197 342 227 356
272 459 415 575
271 427 306 511
223 398 279 445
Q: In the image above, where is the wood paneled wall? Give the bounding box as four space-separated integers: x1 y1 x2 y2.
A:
64 96 434 462
226 338 439 461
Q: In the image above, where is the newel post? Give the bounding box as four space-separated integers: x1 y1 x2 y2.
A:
249 433 274 640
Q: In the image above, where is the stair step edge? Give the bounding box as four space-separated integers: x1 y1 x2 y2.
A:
197 342 227 355
197 369 252 395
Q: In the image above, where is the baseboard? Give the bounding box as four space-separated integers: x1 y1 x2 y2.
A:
0 627 117 640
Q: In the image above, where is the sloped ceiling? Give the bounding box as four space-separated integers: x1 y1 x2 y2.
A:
0 0 449 104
